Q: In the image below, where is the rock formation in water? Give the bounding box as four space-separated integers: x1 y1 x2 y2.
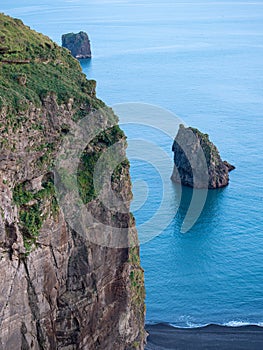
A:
171 124 235 189
0 14 145 349
62 31 91 59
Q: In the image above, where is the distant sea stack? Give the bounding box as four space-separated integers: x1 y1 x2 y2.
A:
62 31 91 58
171 124 235 189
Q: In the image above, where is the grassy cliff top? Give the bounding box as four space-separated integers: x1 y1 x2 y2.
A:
0 14 60 60
0 13 104 119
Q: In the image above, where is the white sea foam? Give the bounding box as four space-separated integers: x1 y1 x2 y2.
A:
223 321 263 327
169 322 209 329
168 321 263 329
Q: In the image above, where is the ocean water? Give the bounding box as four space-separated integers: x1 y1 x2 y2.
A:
2 0 263 328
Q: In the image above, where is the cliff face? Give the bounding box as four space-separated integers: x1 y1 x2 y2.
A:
0 14 145 349
171 124 235 189
62 32 91 59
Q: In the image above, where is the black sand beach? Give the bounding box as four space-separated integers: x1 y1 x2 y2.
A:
145 323 263 350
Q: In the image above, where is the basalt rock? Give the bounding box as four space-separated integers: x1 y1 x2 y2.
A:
62 31 91 59
171 124 235 189
0 13 145 349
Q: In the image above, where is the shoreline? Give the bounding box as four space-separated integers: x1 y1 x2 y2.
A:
145 323 263 349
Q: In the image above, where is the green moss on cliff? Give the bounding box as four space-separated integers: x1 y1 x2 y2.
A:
190 126 220 166
13 178 59 253
129 243 146 346
77 125 126 203
129 246 145 306
128 211 145 343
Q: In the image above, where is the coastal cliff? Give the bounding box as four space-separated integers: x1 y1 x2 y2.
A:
0 14 145 349
171 124 235 189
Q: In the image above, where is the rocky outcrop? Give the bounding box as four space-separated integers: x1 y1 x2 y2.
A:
62 32 91 59
171 124 235 189
0 14 145 349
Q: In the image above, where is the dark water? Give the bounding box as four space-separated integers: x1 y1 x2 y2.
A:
3 0 263 327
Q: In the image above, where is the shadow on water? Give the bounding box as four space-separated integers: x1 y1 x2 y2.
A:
172 182 227 235
79 58 92 72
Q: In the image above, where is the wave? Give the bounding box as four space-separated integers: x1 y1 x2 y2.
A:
223 320 263 327
146 321 263 329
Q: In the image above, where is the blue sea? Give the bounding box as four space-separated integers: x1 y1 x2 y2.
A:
2 0 263 328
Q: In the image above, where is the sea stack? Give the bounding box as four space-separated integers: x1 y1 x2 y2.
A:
171 124 235 189
62 31 91 58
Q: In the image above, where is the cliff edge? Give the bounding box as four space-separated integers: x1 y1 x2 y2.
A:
171 124 235 189
0 13 145 349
